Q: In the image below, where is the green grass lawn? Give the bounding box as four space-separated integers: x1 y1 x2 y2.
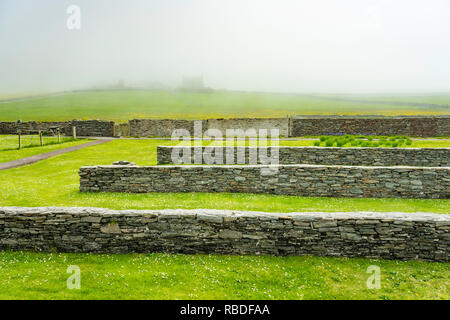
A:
0 139 448 213
0 136 88 163
0 251 447 300
1 90 449 122
0 134 82 150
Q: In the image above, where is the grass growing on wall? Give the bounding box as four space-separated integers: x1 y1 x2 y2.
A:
0 251 448 300
0 139 448 213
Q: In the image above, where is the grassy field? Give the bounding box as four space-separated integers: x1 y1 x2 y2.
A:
0 135 83 150
1 90 449 122
0 139 448 213
0 251 448 300
319 94 450 106
0 136 87 163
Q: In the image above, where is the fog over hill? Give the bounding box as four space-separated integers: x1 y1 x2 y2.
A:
0 0 450 95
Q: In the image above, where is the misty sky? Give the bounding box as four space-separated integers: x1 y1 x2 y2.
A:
0 0 450 95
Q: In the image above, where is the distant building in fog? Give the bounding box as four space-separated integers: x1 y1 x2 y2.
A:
182 75 204 90
179 75 213 93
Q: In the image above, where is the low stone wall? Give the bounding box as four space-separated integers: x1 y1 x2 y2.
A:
0 120 115 137
79 164 450 199
436 117 450 136
129 118 289 137
129 116 450 137
4 116 447 137
129 119 195 137
291 116 450 137
204 118 289 137
0 207 447 261
0 121 69 134
0 122 15 134
157 146 450 167
70 120 114 137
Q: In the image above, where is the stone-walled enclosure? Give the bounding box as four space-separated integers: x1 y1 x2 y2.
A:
0 120 114 137
79 164 450 199
1 116 449 137
157 146 450 167
0 207 447 261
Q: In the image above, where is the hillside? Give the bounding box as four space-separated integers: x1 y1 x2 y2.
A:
0 90 449 122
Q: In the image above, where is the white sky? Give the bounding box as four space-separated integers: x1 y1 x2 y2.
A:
0 0 449 94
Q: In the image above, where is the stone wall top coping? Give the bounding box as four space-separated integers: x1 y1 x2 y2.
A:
80 163 450 170
0 207 448 222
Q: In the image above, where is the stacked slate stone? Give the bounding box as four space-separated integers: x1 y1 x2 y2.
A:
156 146 450 167
0 207 448 261
79 163 450 199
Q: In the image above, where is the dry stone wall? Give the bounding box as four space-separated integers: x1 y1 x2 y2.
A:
291 115 450 137
79 164 450 199
0 207 447 261
129 119 195 137
3 116 447 137
157 146 450 167
0 120 114 137
128 116 450 137
204 118 289 137
129 118 289 137
0 121 69 134
70 120 114 137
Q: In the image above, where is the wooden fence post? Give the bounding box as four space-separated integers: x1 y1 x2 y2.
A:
39 131 44 146
57 129 61 143
18 133 21 149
